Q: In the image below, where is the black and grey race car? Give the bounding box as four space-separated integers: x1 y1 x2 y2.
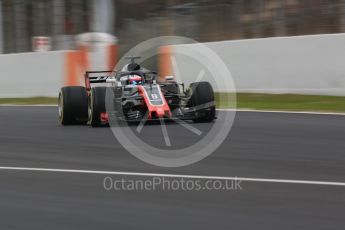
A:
58 56 216 127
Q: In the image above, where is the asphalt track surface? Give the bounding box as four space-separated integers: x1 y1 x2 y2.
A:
0 106 344 229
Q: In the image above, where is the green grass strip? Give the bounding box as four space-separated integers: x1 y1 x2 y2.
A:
216 93 345 113
0 97 57 105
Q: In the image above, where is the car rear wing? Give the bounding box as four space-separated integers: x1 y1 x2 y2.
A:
85 71 117 90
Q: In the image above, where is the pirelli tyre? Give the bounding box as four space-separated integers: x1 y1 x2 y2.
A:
88 87 107 127
58 86 88 125
189 81 216 122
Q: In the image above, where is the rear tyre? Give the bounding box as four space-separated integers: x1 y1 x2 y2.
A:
88 87 107 127
189 81 216 123
58 86 88 125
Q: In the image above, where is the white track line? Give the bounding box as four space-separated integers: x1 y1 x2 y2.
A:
219 108 345 116
0 166 344 187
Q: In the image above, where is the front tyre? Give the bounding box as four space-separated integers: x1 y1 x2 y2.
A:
189 81 216 123
58 86 88 125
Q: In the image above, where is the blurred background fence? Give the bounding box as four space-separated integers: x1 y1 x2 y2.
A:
1 0 345 54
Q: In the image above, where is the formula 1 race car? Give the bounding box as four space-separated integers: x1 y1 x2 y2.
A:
58 56 216 127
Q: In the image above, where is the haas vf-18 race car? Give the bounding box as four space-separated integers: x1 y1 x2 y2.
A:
58 57 216 127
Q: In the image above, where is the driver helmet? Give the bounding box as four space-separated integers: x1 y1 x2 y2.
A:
128 75 142 85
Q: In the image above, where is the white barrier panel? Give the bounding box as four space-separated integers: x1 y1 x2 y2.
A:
164 33 345 96
1 34 345 98
0 51 65 98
